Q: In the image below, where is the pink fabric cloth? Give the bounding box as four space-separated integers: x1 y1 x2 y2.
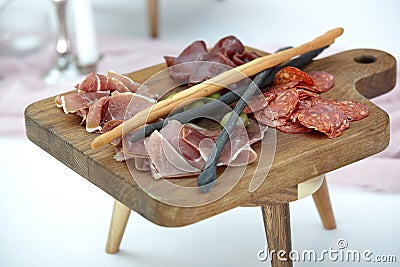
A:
1 35 398 192
0 36 184 136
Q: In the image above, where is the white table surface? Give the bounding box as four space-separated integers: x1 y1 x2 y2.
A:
1 137 399 267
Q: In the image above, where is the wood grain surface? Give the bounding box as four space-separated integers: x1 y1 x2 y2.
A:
25 48 396 227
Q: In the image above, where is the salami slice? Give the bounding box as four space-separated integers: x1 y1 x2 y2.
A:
254 109 287 127
254 88 299 127
267 80 299 93
243 92 275 114
276 120 313 134
243 81 298 114
296 88 320 100
309 97 369 121
274 66 314 86
264 88 299 119
249 68 365 138
294 100 349 138
307 71 334 92
333 100 369 121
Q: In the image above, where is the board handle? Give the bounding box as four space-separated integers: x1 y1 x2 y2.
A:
352 49 397 99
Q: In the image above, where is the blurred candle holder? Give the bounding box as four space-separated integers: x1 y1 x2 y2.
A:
44 0 79 83
71 0 99 68
44 0 100 84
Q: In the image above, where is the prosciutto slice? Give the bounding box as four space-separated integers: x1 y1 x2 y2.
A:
141 120 266 179
164 36 260 84
74 72 102 92
164 40 208 83
122 129 148 158
75 72 134 93
55 91 109 114
104 91 155 122
145 130 200 179
84 91 155 134
106 70 140 93
86 96 110 132
55 70 156 135
195 126 257 167
159 120 206 169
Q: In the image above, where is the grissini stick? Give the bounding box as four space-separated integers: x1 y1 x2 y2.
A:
91 27 343 149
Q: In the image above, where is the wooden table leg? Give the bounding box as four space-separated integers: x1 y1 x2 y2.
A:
312 178 336 230
105 200 131 254
261 203 293 267
147 0 158 38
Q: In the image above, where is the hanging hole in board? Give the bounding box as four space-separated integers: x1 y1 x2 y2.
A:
354 55 376 64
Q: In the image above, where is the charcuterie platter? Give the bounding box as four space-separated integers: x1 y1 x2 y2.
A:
25 46 396 227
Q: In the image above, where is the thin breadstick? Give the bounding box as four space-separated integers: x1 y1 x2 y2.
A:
91 27 344 149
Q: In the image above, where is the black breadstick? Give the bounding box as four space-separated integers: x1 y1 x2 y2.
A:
197 69 272 191
129 46 328 144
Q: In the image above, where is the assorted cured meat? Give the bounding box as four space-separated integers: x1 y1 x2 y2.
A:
123 120 266 179
55 71 156 133
54 71 266 179
164 36 260 84
244 66 368 138
54 36 370 180
75 70 140 93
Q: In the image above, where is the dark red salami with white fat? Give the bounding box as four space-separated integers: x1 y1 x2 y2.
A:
243 81 298 114
276 120 313 134
333 100 369 121
262 88 299 121
274 66 314 85
254 109 287 127
307 71 334 92
292 100 349 138
243 92 275 114
248 67 367 138
254 88 299 127
309 97 369 121
296 88 320 100
268 81 300 93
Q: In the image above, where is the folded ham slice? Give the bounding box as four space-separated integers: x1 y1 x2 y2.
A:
164 40 208 83
55 91 110 114
75 71 139 93
145 130 200 179
85 91 155 133
159 120 206 170
55 71 155 134
164 36 260 84
140 120 267 179
195 125 257 167
106 70 140 93
104 91 155 122
86 96 110 132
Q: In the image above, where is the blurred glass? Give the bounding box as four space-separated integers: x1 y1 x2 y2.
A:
0 0 51 57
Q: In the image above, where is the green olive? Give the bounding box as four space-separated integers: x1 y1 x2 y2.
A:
221 111 248 128
208 92 221 99
183 99 205 111
166 92 177 99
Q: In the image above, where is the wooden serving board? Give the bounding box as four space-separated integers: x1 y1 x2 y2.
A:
25 49 396 227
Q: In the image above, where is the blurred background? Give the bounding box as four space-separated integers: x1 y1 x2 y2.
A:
1 0 399 266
